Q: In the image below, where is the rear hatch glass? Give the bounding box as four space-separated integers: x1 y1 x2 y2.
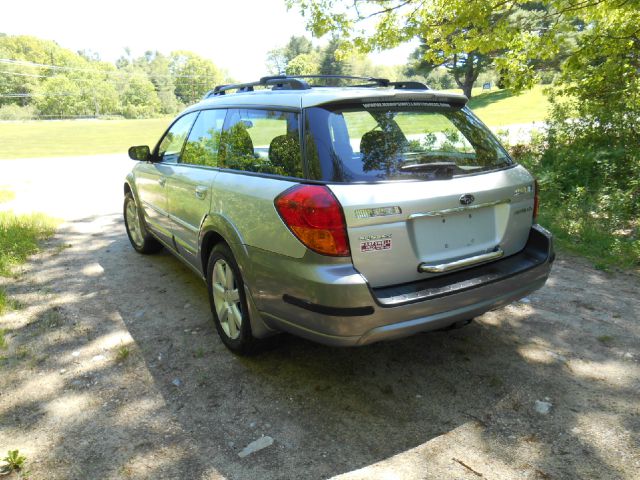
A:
304 102 512 182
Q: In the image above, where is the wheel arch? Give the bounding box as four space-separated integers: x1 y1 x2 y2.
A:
199 214 276 340
199 214 250 281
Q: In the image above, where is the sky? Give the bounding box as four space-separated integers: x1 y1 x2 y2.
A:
0 0 415 80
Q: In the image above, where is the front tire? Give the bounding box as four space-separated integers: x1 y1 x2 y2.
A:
124 192 162 254
206 243 259 355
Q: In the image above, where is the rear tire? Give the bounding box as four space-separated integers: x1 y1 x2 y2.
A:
206 243 260 355
124 192 162 254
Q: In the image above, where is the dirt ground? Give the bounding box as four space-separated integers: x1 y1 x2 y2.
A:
1 156 639 479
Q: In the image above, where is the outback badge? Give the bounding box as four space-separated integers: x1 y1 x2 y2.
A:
459 194 475 205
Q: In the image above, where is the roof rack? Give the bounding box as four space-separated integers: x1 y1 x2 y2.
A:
203 75 429 99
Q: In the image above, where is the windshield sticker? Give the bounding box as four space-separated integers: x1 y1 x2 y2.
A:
363 101 453 109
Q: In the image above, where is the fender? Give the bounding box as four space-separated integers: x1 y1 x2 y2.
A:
198 213 277 339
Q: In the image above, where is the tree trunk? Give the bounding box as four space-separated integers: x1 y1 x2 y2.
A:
453 52 482 99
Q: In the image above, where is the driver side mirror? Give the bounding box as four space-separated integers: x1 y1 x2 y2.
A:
128 145 152 161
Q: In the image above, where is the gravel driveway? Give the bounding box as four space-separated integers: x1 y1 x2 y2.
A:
1 155 639 479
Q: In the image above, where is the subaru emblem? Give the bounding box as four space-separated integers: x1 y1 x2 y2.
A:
460 194 475 205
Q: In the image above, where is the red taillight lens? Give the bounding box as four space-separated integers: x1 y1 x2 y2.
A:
533 180 539 222
274 185 350 257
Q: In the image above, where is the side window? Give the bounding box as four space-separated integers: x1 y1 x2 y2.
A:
156 112 197 163
181 109 227 167
218 109 303 178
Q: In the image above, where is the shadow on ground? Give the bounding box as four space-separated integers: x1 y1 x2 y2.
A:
1 213 638 479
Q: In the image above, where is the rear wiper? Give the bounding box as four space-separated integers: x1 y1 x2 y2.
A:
399 161 457 172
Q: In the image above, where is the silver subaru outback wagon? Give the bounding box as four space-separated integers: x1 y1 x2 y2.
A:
124 75 554 354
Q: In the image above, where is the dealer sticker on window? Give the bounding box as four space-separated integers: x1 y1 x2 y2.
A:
360 238 392 253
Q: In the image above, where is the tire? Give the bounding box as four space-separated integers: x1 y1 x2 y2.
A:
123 192 162 254
206 243 260 355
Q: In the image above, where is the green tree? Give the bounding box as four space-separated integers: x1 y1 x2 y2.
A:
170 51 223 105
267 35 315 74
35 76 83 116
287 0 582 91
0 35 87 107
128 51 178 114
319 37 349 79
286 53 320 75
120 75 161 118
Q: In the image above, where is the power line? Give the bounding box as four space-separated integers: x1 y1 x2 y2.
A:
0 70 214 88
0 70 48 78
0 58 220 79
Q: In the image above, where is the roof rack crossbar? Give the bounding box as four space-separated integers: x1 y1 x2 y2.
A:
202 75 430 99
283 74 391 87
204 76 311 98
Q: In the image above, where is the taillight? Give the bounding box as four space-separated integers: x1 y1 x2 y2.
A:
274 185 350 257
533 180 539 222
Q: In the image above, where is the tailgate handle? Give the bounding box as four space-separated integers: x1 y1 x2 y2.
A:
419 249 504 274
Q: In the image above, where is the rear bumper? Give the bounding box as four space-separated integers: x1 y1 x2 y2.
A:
247 224 554 346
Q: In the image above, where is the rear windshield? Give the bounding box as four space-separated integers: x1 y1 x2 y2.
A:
304 103 512 182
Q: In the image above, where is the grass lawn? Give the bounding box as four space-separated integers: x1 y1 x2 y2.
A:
0 209 59 277
0 87 550 159
0 118 171 159
466 85 550 126
0 190 59 313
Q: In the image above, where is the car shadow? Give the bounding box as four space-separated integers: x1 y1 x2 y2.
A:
2 213 638 479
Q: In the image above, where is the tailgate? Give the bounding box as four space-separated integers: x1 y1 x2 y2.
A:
329 165 536 288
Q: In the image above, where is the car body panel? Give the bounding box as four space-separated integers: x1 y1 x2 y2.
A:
209 171 307 258
329 164 536 287
133 162 173 243
166 164 216 266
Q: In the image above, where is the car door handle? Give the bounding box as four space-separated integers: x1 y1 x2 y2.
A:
194 186 208 199
158 177 166 187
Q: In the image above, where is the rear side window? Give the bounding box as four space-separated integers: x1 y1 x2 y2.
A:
156 112 198 163
304 104 511 182
181 109 227 167
218 109 303 177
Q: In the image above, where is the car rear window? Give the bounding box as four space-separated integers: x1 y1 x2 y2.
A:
304 102 512 182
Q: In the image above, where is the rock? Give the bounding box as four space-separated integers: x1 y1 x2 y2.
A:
520 297 531 304
547 351 567 362
238 436 274 458
184 303 191 309
623 352 634 359
228 441 235 448
92 354 106 362
71 351 80 357
172 378 181 387
534 400 552 414
249 421 257 428
135 310 145 319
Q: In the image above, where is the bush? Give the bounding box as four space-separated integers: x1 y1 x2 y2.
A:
0 104 35 121
509 116 640 270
